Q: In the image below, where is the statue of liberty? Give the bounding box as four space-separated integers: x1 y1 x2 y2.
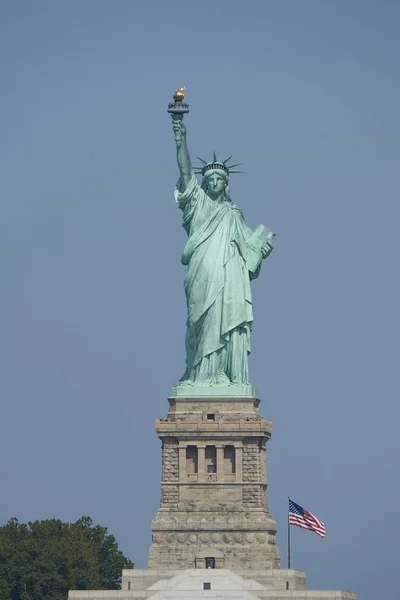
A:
170 90 274 396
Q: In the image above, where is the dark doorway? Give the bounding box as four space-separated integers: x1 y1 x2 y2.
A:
205 557 215 569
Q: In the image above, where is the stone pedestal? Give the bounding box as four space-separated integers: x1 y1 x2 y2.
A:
148 396 280 570
68 394 357 600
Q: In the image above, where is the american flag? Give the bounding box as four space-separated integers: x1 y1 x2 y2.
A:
289 499 326 538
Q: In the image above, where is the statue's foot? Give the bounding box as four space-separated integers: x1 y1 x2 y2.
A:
177 379 193 387
214 371 231 385
178 368 193 386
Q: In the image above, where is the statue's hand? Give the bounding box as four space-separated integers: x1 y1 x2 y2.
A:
261 242 273 259
172 120 186 148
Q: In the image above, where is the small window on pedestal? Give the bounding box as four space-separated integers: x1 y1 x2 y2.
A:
223 445 236 474
186 446 198 474
207 414 215 421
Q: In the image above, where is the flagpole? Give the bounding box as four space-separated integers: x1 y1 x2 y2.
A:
287 496 291 569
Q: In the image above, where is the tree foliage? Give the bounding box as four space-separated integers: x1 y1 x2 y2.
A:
0 517 134 600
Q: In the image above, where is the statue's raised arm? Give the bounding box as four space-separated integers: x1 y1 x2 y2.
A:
168 88 192 191
172 120 192 191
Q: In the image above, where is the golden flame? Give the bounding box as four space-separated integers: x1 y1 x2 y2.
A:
173 87 186 102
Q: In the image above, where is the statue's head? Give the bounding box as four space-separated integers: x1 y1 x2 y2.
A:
194 153 242 203
202 169 228 201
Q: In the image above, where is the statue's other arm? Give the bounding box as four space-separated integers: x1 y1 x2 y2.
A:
172 120 192 191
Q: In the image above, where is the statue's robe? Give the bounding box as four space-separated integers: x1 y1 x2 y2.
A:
175 175 261 385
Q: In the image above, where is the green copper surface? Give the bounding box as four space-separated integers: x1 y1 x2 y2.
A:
169 95 274 398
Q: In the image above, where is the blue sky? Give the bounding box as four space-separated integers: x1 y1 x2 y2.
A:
1 2 399 599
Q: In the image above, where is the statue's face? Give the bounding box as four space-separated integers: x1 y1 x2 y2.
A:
205 171 227 201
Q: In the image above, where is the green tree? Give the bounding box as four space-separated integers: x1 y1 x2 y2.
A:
0 517 134 600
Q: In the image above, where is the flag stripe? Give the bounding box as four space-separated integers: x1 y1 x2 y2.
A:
289 516 326 538
289 516 325 537
289 517 324 534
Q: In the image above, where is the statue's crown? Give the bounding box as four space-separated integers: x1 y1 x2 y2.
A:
193 153 243 177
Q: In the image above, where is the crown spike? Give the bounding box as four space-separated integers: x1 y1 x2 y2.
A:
196 156 207 164
229 170 244 173
213 151 217 162
226 163 242 169
222 155 234 164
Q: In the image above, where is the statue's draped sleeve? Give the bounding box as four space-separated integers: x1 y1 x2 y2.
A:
175 174 203 237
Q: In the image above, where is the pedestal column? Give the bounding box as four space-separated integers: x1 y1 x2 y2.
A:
179 444 186 480
235 445 243 482
217 446 224 481
198 444 206 480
